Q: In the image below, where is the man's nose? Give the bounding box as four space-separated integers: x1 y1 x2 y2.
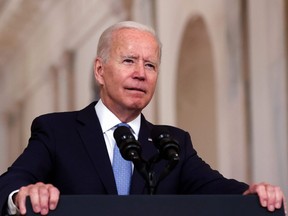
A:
133 62 146 80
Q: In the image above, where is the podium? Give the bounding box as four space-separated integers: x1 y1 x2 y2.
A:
26 195 285 216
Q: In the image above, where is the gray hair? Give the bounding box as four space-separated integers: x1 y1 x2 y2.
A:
97 21 162 63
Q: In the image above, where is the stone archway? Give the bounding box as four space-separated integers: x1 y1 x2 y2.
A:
176 16 217 168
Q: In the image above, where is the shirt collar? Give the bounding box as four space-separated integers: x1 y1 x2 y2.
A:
95 99 141 137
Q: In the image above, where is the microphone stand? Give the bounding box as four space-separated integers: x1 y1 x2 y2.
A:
131 157 157 195
143 155 179 195
126 146 180 195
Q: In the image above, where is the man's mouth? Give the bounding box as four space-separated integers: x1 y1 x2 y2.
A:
126 87 146 93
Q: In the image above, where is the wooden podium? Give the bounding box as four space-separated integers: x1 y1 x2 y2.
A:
26 194 285 216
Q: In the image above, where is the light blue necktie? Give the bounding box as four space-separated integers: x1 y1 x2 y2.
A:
112 123 132 195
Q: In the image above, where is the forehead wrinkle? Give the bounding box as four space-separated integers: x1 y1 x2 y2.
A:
112 28 161 62
121 54 139 60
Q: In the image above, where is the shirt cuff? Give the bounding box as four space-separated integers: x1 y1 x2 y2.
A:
7 190 20 215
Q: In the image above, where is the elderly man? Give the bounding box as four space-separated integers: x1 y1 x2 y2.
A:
0 21 285 215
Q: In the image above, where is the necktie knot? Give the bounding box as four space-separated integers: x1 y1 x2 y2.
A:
117 122 129 128
116 123 132 133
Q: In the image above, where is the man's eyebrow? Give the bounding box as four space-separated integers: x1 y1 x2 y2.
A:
121 55 158 65
121 55 139 59
144 58 158 65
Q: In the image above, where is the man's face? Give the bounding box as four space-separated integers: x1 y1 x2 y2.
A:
95 28 160 118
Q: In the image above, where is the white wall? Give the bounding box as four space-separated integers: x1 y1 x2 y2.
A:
248 0 288 196
156 0 248 181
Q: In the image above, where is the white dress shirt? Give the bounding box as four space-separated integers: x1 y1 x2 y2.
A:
95 99 141 164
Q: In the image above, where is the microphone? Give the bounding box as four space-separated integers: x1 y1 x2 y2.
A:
151 126 180 161
113 126 142 161
114 125 149 187
151 126 180 186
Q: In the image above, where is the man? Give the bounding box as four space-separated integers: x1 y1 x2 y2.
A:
0 21 285 215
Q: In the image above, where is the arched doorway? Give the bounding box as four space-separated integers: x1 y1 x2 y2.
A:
176 16 217 168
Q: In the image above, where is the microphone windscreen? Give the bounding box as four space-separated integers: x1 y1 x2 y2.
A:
113 126 132 143
151 126 170 143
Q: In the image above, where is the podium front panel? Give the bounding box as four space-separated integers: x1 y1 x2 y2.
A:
26 195 285 216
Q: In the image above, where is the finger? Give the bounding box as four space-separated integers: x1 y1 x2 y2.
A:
16 187 29 215
266 185 276 211
39 185 50 215
254 184 268 207
48 185 60 210
273 186 283 209
29 185 41 213
284 196 287 215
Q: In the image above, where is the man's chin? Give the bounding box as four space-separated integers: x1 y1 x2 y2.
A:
127 101 148 111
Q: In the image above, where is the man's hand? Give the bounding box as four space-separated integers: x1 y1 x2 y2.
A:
14 182 60 215
243 182 286 214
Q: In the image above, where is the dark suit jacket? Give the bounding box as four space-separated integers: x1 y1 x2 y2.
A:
0 101 248 213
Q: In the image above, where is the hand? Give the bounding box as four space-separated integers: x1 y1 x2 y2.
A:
14 182 60 215
243 182 286 214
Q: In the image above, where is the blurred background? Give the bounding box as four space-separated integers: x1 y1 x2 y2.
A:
0 0 287 197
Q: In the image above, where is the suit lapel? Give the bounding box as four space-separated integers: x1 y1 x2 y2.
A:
76 102 117 194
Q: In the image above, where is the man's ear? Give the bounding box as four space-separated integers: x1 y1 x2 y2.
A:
94 57 104 85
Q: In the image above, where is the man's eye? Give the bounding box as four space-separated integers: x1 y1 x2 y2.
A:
145 63 156 70
123 59 134 64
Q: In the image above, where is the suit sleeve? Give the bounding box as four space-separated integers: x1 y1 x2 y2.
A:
0 116 55 213
178 130 249 194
